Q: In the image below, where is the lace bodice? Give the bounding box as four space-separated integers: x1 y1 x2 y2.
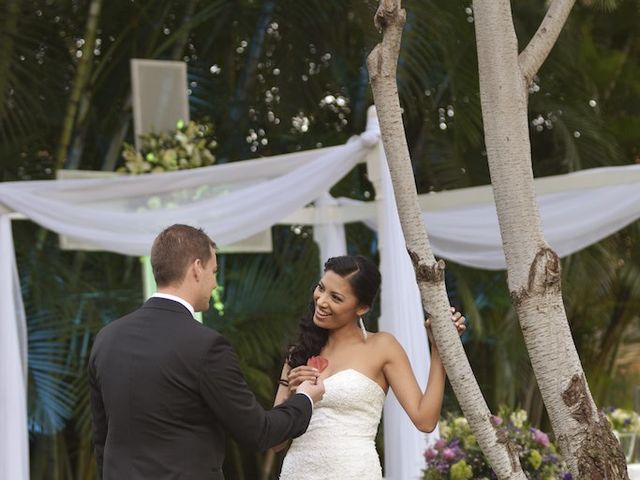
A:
279 369 386 480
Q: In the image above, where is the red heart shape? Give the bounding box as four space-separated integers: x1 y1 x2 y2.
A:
306 355 329 373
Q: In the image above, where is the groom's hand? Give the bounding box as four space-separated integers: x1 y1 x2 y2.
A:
297 378 325 404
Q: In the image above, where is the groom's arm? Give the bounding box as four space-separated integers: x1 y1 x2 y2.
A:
88 354 106 479
199 334 313 451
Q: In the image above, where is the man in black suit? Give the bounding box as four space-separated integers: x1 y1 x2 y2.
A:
89 224 324 480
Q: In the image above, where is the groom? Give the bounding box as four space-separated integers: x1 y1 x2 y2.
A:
89 224 324 480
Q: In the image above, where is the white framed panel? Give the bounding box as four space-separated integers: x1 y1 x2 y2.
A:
130 59 190 150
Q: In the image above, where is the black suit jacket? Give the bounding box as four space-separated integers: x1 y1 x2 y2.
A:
89 297 311 480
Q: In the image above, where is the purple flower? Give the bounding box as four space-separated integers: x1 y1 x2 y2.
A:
531 428 550 447
562 473 573 480
434 438 447 450
424 448 436 461
543 453 558 464
442 448 457 461
490 415 503 426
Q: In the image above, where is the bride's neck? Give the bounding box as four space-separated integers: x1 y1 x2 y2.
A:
326 322 362 347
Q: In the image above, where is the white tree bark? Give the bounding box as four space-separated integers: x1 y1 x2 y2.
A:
367 1 526 478
472 0 628 477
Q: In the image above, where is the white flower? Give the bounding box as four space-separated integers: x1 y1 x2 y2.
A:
510 409 528 428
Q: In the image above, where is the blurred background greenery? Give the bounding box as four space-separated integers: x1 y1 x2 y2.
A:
1 0 638 478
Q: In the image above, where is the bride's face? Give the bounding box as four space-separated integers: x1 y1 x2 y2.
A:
312 270 368 330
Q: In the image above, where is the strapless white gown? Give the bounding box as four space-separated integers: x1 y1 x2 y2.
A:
279 369 386 480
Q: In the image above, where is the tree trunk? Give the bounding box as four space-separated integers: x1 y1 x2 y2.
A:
472 0 628 477
55 0 103 169
367 1 526 478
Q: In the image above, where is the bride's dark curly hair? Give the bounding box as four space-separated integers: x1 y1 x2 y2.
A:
287 255 381 368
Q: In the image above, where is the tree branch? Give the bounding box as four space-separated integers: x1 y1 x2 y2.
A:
518 0 576 84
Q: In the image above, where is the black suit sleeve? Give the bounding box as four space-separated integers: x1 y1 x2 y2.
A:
88 353 106 479
199 335 312 451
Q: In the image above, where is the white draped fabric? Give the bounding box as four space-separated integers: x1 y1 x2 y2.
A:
1 109 639 480
340 165 640 271
423 166 640 270
0 135 377 256
376 155 437 479
0 216 29 480
312 192 347 270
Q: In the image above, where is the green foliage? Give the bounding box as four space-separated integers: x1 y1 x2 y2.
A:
119 120 217 174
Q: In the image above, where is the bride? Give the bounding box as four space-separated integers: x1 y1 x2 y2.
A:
273 255 465 479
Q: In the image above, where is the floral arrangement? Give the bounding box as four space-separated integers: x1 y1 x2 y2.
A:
423 407 571 480
119 119 217 174
603 407 640 434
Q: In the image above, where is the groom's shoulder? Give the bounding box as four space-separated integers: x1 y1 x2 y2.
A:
95 308 139 336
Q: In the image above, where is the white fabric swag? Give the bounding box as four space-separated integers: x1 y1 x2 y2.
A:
1 113 640 480
0 136 376 256
422 171 640 270
338 165 640 271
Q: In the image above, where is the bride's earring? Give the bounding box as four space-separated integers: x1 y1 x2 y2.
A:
359 317 368 341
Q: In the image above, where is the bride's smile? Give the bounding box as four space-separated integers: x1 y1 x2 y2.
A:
314 308 331 321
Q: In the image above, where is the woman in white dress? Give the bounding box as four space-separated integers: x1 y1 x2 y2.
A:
273 255 465 479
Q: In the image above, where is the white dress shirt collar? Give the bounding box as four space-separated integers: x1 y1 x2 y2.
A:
151 292 195 316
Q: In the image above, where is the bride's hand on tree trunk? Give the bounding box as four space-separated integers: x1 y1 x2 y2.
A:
424 307 466 345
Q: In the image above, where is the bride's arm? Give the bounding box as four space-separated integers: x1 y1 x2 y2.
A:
271 362 293 453
381 310 465 433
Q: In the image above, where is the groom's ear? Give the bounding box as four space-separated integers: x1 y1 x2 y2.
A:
189 258 203 282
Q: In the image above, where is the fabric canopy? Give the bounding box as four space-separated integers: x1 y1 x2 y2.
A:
423 168 640 270
335 165 640 270
1 110 639 479
0 136 376 256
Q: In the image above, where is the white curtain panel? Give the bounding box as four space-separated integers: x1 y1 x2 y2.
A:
312 192 348 270
376 156 436 480
0 216 29 480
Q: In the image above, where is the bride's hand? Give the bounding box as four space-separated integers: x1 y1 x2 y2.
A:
424 307 466 343
287 366 320 393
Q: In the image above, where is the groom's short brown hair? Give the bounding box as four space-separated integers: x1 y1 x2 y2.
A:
151 224 216 287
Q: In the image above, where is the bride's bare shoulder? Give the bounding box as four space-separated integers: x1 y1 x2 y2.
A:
367 331 401 349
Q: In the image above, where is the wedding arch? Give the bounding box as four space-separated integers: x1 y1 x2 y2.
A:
2 104 639 479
